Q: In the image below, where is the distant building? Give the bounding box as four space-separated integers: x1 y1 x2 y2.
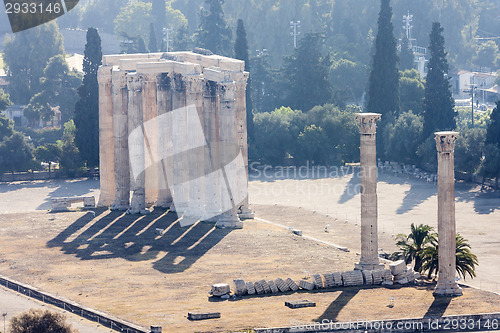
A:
66 53 84 73
2 104 26 127
450 70 497 105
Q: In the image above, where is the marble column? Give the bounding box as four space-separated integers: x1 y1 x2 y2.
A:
203 80 221 222
127 73 148 214
354 113 384 271
155 73 174 208
216 81 243 229
434 131 462 297
142 73 159 207
171 73 189 215
97 66 115 207
235 72 254 220
185 75 205 221
111 69 130 211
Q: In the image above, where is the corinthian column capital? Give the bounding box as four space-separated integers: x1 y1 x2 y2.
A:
355 113 381 135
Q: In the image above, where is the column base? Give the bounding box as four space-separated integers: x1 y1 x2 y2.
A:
154 197 173 210
97 196 113 208
238 206 255 220
216 213 243 229
433 282 463 297
355 257 384 271
110 202 129 211
127 208 150 215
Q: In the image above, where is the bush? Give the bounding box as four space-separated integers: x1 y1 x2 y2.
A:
10 309 78 333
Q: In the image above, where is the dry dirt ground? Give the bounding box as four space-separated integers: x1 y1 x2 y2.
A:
0 171 499 332
0 207 499 333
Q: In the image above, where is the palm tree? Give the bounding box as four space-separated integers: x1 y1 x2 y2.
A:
421 233 478 280
390 223 433 272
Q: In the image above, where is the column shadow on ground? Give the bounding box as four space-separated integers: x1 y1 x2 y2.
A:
47 208 230 274
315 289 360 322
423 296 453 318
338 171 360 204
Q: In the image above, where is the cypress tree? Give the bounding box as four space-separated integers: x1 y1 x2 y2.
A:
74 28 102 168
366 0 399 151
399 35 414 71
149 23 158 53
485 100 500 148
234 19 254 141
422 22 456 137
194 0 232 56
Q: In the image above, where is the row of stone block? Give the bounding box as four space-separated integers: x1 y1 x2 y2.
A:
231 269 394 296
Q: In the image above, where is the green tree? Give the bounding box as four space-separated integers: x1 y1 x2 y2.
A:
152 0 166 33
80 0 123 34
29 55 82 123
23 102 53 128
399 69 424 114
10 309 77 333
330 59 367 106
250 54 283 113
252 107 306 164
478 101 500 186
473 41 498 71
114 0 152 47
149 23 158 52
423 22 456 137
391 223 433 273
34 143 62 174
3 22 64 104
295 124 329 164
454 127 486 176
234 19 254 142
74 28 102 169
194 0 232 56
399 35 414 71
0 132 35 175
366 0 399 151
0 113 14 140
307 104 360 164
384 111 424 165
0 89 12 112
421 233 478 280
283 33 332 112
172 24 193 51
59 120 82 176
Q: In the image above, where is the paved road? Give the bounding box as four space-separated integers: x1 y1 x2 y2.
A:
0 286 112 333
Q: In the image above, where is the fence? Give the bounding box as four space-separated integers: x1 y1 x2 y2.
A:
0 275 148 333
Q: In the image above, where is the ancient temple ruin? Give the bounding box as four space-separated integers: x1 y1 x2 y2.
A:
97 51 253 228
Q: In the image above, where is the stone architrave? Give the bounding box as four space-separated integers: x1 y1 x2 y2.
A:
354 113 384 271
97 66 115 207
110 69 130 210
434 131 463 297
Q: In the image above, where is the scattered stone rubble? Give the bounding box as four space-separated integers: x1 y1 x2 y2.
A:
389 260 421 285
210 261 422 298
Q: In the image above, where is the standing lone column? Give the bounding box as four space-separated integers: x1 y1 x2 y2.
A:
434 131 462 297
355 113 384 271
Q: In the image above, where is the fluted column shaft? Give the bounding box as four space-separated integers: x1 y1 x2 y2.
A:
355 113 383 271
97 66 115 207
434 131 462 297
